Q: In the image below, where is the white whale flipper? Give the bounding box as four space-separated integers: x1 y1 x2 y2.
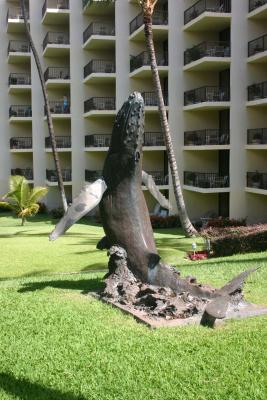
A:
49 179 107 241
142 171 171 210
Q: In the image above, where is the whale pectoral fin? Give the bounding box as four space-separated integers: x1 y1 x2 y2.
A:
142 171 171 210
49 179 107 241
200 295 230 328
218 267 259 296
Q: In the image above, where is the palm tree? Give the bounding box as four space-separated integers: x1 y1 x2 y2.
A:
20 0 67 212
2 176 48 226
138 0 197 237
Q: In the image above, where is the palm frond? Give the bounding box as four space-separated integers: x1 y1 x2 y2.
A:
29 187 48 204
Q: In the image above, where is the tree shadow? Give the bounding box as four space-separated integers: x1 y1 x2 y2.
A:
0 372 86 400
18 277 104 294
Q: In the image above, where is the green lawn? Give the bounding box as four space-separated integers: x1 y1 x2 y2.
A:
0 214 266 400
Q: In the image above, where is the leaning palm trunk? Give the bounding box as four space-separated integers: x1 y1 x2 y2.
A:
20 0 68 212
140 0 197 237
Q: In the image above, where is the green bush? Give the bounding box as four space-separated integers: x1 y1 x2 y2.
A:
49 207 64 219
205 217 247 228
0 201 12 213
150 215 180 229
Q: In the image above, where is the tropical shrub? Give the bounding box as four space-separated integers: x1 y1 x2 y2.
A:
150 215 180 229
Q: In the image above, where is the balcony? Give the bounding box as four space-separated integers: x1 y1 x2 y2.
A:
83 22 115 50
85 134 111 150
83 60 116 84
43 32 70 57
184 171 229 193
246 172 267 194
142 91 169 112
82 0 115 15
85 170 102 182
10 137 32 152
248 0 267 19
6 7 29 33
184 86 230 111
9 105 32 123
84 97 116 118
247 81 267 107
44 67 70 88
184 129 230 149
184 41 231 71
46 169 72 185
184 0 231 31
248 34 267 63
143 132 165 148
45 136 71 151
44 100 71 119
42 0 69 25
130 51 168 78
129 10 168 41
7 40 30 64
247 128 267 149
85 169 168 186
11 168 33 181
8 73 31 94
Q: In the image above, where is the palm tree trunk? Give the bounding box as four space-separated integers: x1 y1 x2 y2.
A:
21 216 26 226
20 0 68 212
143 11 197 237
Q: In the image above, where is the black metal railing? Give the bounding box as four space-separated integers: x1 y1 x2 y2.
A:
247 172 267 189
142 91 168 106
84 60 115 78
45 136 71 148
247 128 267 144
46 169 72 182
184 171 229 188
85 134 111 147
248 34 267 57
143 132 165 146
130 10 168 35
249 0 267 12
84 97 116 113
42 0 69 17
130 51 168 72
184 0 231 24
44 67 70 81
184 86 230 105
85 170 102 182
184 41 230 65
45 100 70 115
8 40 30 54
184 129 230 145
9 105 32 118
83 22 115 43
10 137 32 149
248 81 267 101
43 32 69 50
8 73 31 86
7 7 29 21
11 168 33 180
146 171 168 185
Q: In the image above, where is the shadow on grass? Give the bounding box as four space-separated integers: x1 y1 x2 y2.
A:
0 372 86 400
18 277 104 295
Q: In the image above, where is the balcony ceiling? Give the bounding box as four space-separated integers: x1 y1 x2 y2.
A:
8 85 31 94
183 13 231 32
248 3 267 19
43 45 70 57
7 20 25 33
129 25 168 42
8 53 31 64
130 66 168 78
42 9 70 25
83 73 116 85
83 36 116 50
183 57 231 72
247 50 267 64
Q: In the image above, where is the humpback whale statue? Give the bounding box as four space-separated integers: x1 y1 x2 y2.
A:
50 92 258 326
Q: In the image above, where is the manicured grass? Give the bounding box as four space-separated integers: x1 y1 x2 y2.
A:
0 214 266 400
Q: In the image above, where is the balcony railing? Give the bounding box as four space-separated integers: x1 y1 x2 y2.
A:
249 0 267 12
146 171 168 185
130 51 168 72
7 7 29 21
45 100 70 115
9 105 32 118
247 128 267 144
46 169 72 182
83 0 115 8
84 60 115 78
184 41 230 65
85 134 111 147
84 97 116 113
130 10 168 35
42 0 69 17
144 132 164 146
248 81 267 101
85 170 102 182
45 136 71 148
83 22 115 43
184 0 231 25
184 171 229 188
8 40 30 54
184 129 230 145
11 168 33 180
10 137 32 149
8 73 31 86
43 32 69 50
44 67 70 81
248 34 267 57
247 172 267 190
142 91 168 106
184 86 230 105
